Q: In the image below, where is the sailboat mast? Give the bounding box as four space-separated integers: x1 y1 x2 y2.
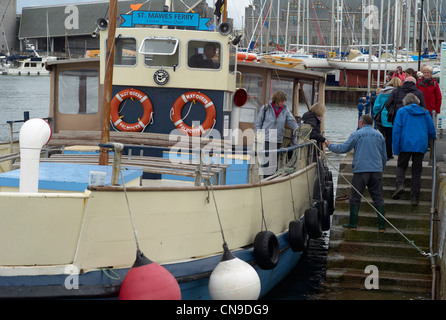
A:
99 0 118 165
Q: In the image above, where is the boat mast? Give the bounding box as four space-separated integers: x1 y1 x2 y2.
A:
99 0 118 165
223 0 228 22
418 0 425 70
367 0 372 97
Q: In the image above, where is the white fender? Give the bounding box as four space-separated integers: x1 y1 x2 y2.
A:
19 118 52 193
209 245 261 300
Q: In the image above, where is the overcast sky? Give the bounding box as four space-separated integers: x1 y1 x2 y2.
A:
16 0 251 29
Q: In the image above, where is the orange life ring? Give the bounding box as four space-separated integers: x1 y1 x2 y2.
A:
110 88 153 132
237 52 257 61
170 91 216 136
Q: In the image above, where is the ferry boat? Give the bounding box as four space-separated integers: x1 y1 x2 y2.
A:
0 0 332 300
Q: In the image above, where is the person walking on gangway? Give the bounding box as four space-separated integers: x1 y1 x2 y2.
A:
325 114 387 232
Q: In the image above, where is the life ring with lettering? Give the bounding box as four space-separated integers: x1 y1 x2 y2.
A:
253 231 279 270
110 88 153 132
170 91 216 136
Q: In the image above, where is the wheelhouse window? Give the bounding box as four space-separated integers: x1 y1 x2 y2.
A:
58 69 99 114
188 41 220 69
139 37 179 67
114 37 137 66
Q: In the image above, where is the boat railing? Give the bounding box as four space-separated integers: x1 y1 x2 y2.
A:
97 138 316 187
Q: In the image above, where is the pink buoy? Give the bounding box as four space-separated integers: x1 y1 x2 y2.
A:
119 250 181 300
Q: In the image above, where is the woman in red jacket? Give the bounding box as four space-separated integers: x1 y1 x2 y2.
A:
416 66 442 116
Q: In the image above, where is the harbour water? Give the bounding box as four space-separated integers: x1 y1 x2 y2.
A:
0 75 361 300
0 76 50 142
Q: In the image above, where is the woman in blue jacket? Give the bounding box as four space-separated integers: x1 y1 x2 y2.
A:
392 93 437 206
373 77 402 160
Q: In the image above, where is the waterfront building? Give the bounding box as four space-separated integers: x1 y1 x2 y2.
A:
10 0 228 57
0 0 17 54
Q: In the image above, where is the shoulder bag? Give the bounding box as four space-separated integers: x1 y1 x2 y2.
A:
373 105 385 125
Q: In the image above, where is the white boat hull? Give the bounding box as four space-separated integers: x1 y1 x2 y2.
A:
327 58 438 71
5 68 50 76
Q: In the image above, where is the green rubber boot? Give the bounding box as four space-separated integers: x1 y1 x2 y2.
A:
343 205 359 230
376 206 386 232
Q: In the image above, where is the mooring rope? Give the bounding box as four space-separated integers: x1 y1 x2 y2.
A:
198 159 227 246
309 140 438 259
119 169 141 253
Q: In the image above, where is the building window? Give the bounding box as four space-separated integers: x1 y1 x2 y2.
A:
313 1 326 9
58 69 99 114
289 0 299 10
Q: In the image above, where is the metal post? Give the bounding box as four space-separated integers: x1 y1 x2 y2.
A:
418 0 425 71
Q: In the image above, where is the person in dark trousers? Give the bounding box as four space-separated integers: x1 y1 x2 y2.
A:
392 93 437 206
325 114 387 232
385 76 427 118
254 90 299 177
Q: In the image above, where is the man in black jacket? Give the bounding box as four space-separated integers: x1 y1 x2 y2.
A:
384 76 427 117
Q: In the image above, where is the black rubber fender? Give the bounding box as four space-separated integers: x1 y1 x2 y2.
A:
304 207 322 239
253 231 279 270
288 219 308 252
316 200 331 231
324 181 335 215
325 170 333 183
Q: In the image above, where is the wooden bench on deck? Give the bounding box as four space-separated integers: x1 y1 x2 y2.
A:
45 131 233 185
